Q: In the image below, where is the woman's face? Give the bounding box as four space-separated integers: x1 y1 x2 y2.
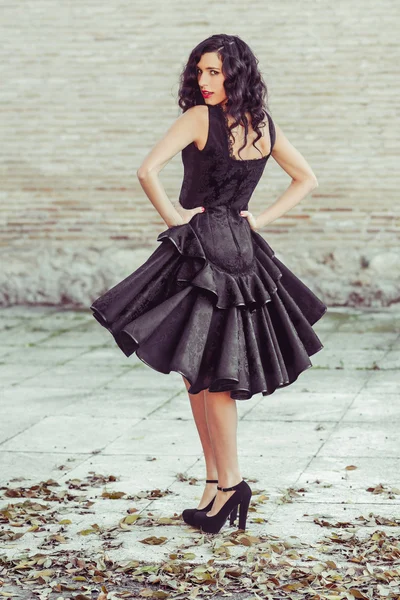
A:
196 52 227 106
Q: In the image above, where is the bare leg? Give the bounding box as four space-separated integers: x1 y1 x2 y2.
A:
203 388 242 516
182 375 218 509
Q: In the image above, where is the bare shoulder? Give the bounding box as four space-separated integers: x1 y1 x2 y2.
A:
181 105 209 150
181 104 208 121
188 104 208 114
178 105 208 131
255 113 275 155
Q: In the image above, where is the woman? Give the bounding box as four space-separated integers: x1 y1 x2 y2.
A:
90 34 327 535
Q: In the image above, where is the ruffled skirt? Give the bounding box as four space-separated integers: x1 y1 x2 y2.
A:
89 223 327 400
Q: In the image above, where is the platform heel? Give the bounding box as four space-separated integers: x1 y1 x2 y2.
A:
193 479 252 534
238 490 251 530
181 479 218 527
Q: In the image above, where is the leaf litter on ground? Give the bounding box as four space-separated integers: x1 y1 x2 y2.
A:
0 473 399 599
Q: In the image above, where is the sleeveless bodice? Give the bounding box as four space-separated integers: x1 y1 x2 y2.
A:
179 103 275 211
175 103 276 273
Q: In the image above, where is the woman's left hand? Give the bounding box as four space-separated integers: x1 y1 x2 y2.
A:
240 210 259 231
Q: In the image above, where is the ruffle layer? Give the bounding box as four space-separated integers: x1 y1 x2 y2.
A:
90 222 327 400
157 223 283 310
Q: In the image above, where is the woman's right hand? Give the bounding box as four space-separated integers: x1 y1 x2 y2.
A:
174 205 206 225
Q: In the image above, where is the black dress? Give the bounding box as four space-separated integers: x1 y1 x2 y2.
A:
90 103 327 400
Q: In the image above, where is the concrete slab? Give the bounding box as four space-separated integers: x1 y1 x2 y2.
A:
310 347 387 369
324 331 398 350
270 368 370 394
56 452 199 491
0 317 34 330
0 415 140 453
14 365 128 389
1 386 93 418
260 502 400 546
295 455 400 504
0 452 90 486
360 370 400 394
35 329 110 347
336 312 400 333
242 392 355 421
0 329 56 346
235 420 337 457
63 346 135 368
103 418 205 456
318 421 400 458
2 345 88 365
0 306 59 318
0 363 52 386
342 392 400 422
0 413 46 445
374 349 400 369
58 387 179 419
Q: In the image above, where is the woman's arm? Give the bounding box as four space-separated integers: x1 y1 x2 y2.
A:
254 122 319 230
137 106 207 228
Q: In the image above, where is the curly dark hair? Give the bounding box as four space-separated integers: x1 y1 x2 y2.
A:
177 33 272 160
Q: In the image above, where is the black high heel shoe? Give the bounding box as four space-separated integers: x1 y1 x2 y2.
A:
193 479 252 534
181 479 218 527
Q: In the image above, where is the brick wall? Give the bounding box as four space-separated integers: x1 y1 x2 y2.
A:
1 1 399 307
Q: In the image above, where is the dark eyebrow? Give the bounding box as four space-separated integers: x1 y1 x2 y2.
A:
197 66 220 71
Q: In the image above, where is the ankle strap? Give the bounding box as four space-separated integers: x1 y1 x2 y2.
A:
217 479 244 492
206 479 218 483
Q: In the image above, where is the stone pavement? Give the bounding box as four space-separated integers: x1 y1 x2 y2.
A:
0 305 399 581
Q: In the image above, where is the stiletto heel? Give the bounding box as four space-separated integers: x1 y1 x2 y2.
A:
181 479 218 527
193 479 252 534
